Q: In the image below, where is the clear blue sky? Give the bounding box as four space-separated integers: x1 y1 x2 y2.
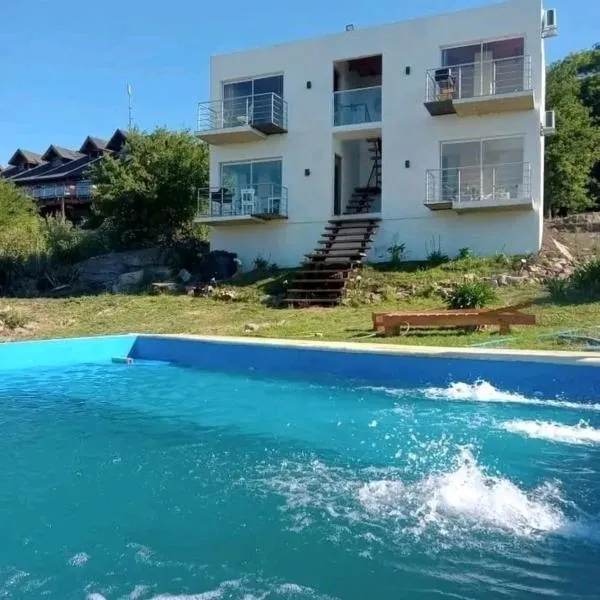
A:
0 0 597 164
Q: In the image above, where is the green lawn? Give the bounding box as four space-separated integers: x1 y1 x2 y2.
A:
2 258 599 351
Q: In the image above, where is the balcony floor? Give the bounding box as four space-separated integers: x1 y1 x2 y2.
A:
453 196 534 213
425 90 534 117
197 125 267 145
194 213 287 226
453 90 535 116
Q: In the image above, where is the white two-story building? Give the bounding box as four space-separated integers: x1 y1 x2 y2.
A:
196 0 557 267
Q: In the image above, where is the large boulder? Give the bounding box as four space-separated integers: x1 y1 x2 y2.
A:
75 248 166 291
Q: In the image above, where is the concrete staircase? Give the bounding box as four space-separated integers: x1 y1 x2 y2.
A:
284 216 380 307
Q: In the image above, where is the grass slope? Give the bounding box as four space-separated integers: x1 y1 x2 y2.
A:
1 257 599 350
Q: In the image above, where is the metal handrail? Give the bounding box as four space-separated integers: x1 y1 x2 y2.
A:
425 55 532 103
25 180 95 200
425 162 531 205
196 183 288 218
197 92 288 132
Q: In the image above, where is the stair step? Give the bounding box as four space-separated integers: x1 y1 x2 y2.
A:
292 278 347 283
296 269 351 275
317 235 371 244
287 288 344 295
328 217 380 225
354 186 381 193
320 231 375 239
282 298 341 305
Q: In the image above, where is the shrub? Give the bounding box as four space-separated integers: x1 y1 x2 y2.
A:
253 256 270 272
161 224 209 272
457 247 474 260
425 236 449 266
0 309 27 330
387 242 407 266
445 281 497 310
427 250 450 266
547 256 600 302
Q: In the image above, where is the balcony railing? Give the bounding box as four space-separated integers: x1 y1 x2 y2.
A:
426 56 532 103
197 92 288 133
426 162 531 207
333 85 382 126
196 183 288 219
26 181 94 201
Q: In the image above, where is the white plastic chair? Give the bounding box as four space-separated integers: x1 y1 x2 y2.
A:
240 188 255 215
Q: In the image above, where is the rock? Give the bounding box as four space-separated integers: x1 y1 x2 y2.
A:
113 269 145 292
76 247 165 291
496 274 509 286
178 268 192 283
152 282 178 293
244 322 261 332
505 275 528 286
150 266 173 280
213 289 238 301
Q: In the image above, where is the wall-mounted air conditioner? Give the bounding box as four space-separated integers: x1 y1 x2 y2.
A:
542 8 558 38
542 110 556 136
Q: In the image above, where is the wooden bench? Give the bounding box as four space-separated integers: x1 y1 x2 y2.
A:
372 303 536 336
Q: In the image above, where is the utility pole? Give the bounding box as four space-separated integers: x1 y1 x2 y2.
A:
127 83 133 129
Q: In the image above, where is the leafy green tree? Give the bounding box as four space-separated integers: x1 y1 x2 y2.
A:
0 179 43 257
90 128 208 248
0 180 45 292
545 52 600 216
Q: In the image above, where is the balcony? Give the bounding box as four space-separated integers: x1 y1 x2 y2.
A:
195 183 288 225
196 93 288 145
333 86 382 135
425 163 533 212
424 56 534 117
26 181 94 204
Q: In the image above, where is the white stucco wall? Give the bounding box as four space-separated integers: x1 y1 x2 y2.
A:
205 0 547 267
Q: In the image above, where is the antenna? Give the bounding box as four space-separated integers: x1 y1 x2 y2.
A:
127 83 133 129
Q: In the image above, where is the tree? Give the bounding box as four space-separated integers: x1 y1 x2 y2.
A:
0 180 44 292
90 128 208 248
0 179 43 258
544 52 600 216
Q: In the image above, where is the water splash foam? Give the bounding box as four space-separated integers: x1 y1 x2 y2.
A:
502 419 600 446
370 380 600 412
259 447 587 545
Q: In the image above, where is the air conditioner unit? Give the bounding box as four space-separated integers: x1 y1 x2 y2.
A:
542 110 556 136
542 8 558 38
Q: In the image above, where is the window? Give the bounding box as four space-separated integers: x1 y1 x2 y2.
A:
222 75 284 127
441 38 525 98
440 137 525 202
218 159 283 214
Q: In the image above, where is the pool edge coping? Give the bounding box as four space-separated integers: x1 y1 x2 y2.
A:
134 334 600 367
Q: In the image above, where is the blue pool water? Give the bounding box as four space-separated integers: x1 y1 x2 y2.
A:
1 359 599 599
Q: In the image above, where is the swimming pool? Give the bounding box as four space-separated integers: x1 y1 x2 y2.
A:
1 335 599 599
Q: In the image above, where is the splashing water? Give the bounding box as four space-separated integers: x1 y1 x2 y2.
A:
502 420 600 446
370 380 600 412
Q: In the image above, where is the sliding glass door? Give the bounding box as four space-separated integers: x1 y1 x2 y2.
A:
222 75 284 127
220 159 282 214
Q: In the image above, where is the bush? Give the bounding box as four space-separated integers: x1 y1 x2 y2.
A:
457 247 474 260
547 256 600 302
0 309 27 330
387 242 407 266
0 181 46 293
42 216 111 265
425 236 449 266
427 250 450 267
253 256 270 272
161 225 209 272
445 281 497 310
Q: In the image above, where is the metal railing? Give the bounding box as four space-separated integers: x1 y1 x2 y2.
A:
425 56 532 103
333 85 382 126
425 162 531 206
196 183 288 218
197 93 288 132
25 180 94 200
